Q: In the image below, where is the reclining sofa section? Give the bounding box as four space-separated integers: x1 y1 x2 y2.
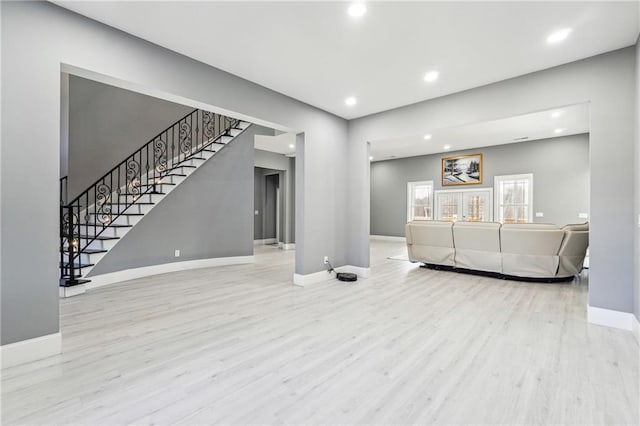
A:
405 221 589 282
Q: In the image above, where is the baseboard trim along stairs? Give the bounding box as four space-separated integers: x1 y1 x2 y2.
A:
59 109 252 294
60 255 255 297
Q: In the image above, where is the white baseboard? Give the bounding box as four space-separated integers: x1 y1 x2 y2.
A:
254 239 277 245
587 305 637 333
293 269 333 286
85 256 254 290
1 332 61 369
632 315 640 345
336 265 371 278
370 235 406 242
279 243 295 250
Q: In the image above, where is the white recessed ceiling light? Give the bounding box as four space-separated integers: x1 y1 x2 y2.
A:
547 28 572 44
369 156 374 161
443 144 451 150
423 71 439 82
551 111 562 118
345 96 357 106
289 144 295 149
423 134 432 140
348 3 367 18
554 128 565 134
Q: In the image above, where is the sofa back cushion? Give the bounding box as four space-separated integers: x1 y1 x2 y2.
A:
500 224 565 278
452 222 502 273
405 221 455 266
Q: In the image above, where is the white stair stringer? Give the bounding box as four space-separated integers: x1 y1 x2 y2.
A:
67 121 252 280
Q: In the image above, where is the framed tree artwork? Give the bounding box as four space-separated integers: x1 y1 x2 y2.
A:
442 153 483 186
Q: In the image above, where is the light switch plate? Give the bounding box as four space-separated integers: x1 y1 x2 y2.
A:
254 210 259 216
578 213 588 219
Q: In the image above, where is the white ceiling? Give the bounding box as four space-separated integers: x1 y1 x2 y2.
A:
53 1 639 120
255 132 297 156
370 103 590 161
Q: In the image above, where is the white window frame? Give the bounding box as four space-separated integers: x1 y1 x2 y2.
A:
494 173 534 224
435 187 494 222
407 180 434 221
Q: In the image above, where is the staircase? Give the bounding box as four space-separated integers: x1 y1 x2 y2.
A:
60 109 251 291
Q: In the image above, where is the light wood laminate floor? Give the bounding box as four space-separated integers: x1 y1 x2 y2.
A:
1 241 638 425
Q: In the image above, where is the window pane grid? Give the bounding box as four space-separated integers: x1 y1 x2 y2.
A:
496 175 532 224
408 181 433 221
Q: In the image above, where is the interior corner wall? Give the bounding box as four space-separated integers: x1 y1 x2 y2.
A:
0 2 348 346
67 75 193 200
350 47 637 315
371 134 590 237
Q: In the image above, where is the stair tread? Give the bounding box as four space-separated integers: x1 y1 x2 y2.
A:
85 223 132 228
60 278 91 287
88 212 144 216
74 234 120 240
61 248 107 254
104 201 155 205
60 262 94 268
118 192 166 197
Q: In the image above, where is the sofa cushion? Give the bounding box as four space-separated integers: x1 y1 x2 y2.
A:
405 221 455 266
452 222 502 273
500 225 564 278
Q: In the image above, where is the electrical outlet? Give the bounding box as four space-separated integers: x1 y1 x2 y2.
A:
578 213 588 219
535 212 544 218
175 249 180 257
323 256 329 264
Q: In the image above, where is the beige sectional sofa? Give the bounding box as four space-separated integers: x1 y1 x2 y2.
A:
405 221 589 280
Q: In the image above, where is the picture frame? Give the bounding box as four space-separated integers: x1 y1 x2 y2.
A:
442 153 483 186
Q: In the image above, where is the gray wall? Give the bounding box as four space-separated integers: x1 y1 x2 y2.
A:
60 73 69 179
350 47 637 315
254 149 296 244
635 36 640 322
1 2 348 345
88 125 258 276
371 134 589 237
67 75 193 199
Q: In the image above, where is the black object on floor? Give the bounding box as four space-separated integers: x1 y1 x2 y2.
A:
326 260 357 282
